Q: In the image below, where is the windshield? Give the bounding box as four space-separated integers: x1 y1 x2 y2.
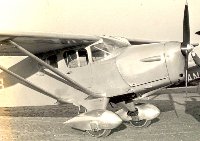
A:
91 44 114 62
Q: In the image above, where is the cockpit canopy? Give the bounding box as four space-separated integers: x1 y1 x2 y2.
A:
64 44 114 68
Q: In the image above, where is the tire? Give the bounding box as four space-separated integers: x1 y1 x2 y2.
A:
129 119 151 128
86 129 111 137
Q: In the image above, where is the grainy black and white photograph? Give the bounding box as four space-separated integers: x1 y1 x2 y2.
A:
0 0 200 140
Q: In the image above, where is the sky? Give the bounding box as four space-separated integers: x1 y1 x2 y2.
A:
0 0 200 43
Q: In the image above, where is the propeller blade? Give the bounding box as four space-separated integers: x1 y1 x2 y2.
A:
191 52 200 67
196 31 200 35
181 2 191 96
182 3 190 47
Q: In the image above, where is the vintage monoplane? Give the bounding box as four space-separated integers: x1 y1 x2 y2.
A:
0 2 200 137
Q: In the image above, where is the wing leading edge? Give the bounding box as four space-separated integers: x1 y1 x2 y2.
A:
0 32 160 56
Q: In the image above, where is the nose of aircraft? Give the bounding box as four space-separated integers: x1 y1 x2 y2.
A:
116 43 170 91
115 42 185 93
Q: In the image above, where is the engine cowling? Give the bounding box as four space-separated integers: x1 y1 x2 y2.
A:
116 42 185 94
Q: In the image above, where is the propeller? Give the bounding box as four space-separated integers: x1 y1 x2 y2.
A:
181 1 200 95
181 2 192 95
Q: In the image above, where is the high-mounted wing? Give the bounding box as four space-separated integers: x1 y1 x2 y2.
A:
0 32 98 55
0 32 160 56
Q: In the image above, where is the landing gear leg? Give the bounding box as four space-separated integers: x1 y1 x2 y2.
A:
116 100 138 117
116 100 137 112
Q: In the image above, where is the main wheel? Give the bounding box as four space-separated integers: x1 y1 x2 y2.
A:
86 129 111 137
129 119 151 128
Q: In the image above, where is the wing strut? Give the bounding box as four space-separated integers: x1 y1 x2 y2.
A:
8 40 103 98
0 64 65 103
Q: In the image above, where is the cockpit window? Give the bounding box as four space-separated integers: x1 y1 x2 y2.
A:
64 49 88 68
64 50 78 68
78 49 89 67
91 46 111 62
63 43 115 67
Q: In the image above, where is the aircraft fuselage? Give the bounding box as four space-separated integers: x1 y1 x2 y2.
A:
0 41 187 107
